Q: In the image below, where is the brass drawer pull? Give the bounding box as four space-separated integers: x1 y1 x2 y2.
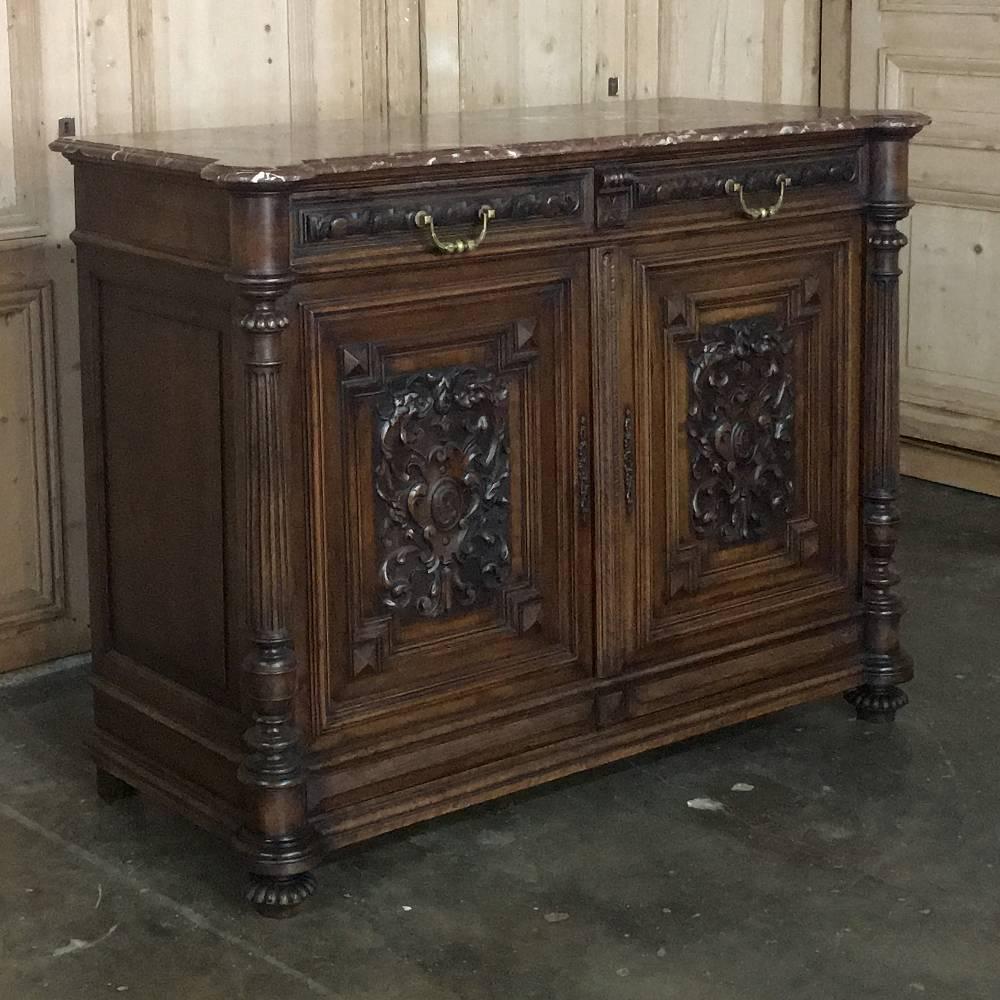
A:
725 173 792 220
414 204 496 254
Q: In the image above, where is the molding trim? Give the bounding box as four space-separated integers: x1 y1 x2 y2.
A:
0 284 65 632
902 438 1000 496
880 1 1000 12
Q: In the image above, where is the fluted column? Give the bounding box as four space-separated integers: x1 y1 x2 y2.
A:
228 190 321 915
846 133 917 723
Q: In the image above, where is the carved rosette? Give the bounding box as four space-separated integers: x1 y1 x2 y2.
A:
686 316 795 546
374 366 512 620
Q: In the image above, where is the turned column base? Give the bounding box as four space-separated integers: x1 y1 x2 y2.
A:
245 871 317 919
845 683 909 723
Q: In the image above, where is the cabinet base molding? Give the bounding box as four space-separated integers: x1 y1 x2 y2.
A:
90 642 860 859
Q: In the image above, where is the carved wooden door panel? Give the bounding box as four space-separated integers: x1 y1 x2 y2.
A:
617 221 863 675
298 253 593 734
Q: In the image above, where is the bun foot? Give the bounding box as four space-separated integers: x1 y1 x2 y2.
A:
845 683 909 723
245 872 317 919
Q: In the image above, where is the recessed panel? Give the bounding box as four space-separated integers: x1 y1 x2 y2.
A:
623 225 861 669
300 256 593 732
100 285 228 697
0 286 61 627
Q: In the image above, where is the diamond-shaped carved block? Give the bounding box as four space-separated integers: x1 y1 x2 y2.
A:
352 640 379 678
787 518 820 565
667 544 703 599
515 318 536 350
664 296 690 334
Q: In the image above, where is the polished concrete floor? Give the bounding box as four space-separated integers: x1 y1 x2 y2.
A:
1 477 998 1000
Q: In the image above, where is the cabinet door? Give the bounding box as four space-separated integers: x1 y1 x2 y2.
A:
298 253 593 736
619 221 862 673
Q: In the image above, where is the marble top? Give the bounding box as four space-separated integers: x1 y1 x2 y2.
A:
51 98 929 187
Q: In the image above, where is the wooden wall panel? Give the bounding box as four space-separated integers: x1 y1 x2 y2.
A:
0 251 87 673
391 0 821 117
143 0 291 130
67 2 825 134
0 284 62 637
625 0 660 100
846 0 1000 493
0 1 88 672
1 0 45 239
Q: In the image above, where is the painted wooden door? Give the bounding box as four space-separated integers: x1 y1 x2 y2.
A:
851 0 1000 494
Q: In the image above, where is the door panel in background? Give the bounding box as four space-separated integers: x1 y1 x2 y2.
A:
850 0 1000 494
0 0 88 671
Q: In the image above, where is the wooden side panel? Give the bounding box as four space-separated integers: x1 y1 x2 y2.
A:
96 280 229 701
73 166 230 264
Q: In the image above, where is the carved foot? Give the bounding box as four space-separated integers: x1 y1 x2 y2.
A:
845 684 909 723
96 767 137 804
245 872 317 919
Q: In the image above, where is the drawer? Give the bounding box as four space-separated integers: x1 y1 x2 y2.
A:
595 146 864 230
292 171 593 265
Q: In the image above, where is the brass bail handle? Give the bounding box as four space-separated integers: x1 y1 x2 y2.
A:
725 173 792 221
414 204 496 253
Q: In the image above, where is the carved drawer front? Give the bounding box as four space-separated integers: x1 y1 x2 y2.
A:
596 148 863 230
619 222 862 676
292 172 592 263
299 253 593 737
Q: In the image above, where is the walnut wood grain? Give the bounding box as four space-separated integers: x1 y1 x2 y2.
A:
59 101 926 917
845 132 919 723
227 190 322 917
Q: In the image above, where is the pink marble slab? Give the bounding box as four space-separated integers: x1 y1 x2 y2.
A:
51 97 929 187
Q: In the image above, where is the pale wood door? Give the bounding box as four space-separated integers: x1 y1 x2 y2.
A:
0 0 89 671
850 0 1000 495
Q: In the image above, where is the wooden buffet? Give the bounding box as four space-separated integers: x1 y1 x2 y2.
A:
52 98 928 916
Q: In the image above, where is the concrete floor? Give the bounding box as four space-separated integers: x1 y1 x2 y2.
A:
1 477 998 1000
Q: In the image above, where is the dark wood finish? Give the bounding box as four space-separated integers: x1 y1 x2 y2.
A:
845 133 918 723
95 767 136 804
228 190 322 916
53 99 927 915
